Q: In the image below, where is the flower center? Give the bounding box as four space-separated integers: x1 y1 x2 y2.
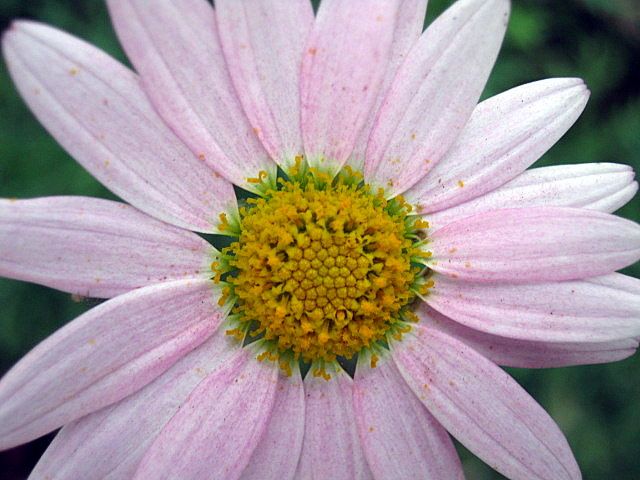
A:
214 162 430 378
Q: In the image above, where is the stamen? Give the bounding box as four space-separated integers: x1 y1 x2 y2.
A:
214 166 432 376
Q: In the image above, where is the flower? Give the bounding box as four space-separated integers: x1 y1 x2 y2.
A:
1 0 639 478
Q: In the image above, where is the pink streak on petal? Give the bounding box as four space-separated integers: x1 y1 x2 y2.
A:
428 207 640 282
241 366 305 480
2 21 235 233
365 0 510 196
30 332 239 480
107 0 275 189
406 78 590 212
300 0 406 173
418 303 638 368
426 273 640 343
353 357 463 479
393 328 581 480
295 371 373 480
0 197 215 298
133 349 279 480
349 0 428 171
0 278 227 450
216 0 313 167
427 163 638 230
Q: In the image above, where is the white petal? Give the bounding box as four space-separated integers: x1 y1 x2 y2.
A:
353 356 463 479
107 0 276 189
406 78 589 212
427 163 637 230
394 327 581 480
365 0 510 195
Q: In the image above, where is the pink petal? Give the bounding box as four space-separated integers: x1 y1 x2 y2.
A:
393 327 581 480
295 370 373 480
30 332 239 480
418 303 638 368
2 21 235 233
133 349 279 480
427 163 638 230
215 0 313 167
426 272 640 342
0 197 215 298
241 367 305 480
107 0 275 190
365 0 510 196
349 0 428 171
353 357 463 479
0 278 227 450
427 206 640 282
300 0 406 172
406 78 590 212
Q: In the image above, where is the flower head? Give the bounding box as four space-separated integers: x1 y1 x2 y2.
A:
1 0 639 479
215 166 430 376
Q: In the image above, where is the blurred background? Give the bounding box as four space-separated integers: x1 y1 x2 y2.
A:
0 0 638 478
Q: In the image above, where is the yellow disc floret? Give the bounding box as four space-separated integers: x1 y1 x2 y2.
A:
214 166 429 373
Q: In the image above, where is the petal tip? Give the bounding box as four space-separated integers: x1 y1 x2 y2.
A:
6 19 42 35
1 20 22 46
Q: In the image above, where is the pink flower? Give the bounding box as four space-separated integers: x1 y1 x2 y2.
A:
1 0 639 479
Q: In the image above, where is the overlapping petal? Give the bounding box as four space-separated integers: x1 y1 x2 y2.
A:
394 327 581 480
216 0 313 167
295 369 373 480
427 163 638 229
349 0 428 170
353 357 463 479
425 272 640 342
240 366 305 480
107 0 275 189
2 21 235 232
30 332 239 480
418 303 638 368
365 0 510 195
406 78 590 212
0 197 215 298
0 279 227 450
301 0 407 172
427 207 640 282
133 348 279 480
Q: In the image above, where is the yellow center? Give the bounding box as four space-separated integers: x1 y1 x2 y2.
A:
214 165 429 378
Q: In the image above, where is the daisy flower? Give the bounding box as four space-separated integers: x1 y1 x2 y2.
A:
1 0 640 479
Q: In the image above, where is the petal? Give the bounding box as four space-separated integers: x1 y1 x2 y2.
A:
418 303 638 368
0 197 215 298
240 366 305 480
393 326 581 480
353 356 463 480
0 278 227 450
215 0 314 167
295 369 373 480
365 0 510 196
406 78 590 212
300 0 407 172
107 0 275 190
427 206 640 282
133 349 279 480
2 21 235 233
426 272 640 342
349 0 428 170
427 163 638 230
30 332 239 480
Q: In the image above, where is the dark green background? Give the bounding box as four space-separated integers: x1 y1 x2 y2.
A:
0 0 638 478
